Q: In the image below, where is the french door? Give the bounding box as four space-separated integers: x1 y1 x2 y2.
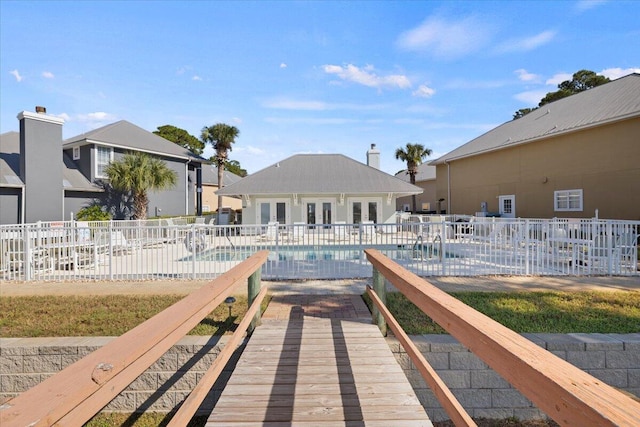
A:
349 198 381 224
257 199 289 224
302 199 336 226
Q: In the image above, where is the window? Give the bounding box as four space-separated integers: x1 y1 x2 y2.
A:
421 202 431 212
554 189 583 212
73 146 80 160
96 146 113 178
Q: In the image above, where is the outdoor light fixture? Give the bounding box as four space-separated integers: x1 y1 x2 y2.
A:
224 296 236 318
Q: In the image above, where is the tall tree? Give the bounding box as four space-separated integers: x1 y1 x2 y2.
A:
201 123 240 221
153 125 205 155
105 152 177 220
395 143 432 213
513 69 611 119
224 159 248 177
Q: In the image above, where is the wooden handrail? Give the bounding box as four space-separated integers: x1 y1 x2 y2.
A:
168 285 268 426
0 250 269 427
365 248 640 427
366 286 477 427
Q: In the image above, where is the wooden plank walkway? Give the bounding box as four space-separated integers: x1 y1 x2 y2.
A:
206 295 433 426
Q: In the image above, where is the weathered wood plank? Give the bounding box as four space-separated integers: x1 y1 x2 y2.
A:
214 393 421 408
206 421 433 427
208 405 430 422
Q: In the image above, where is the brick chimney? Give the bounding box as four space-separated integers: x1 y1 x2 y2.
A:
366 143 380 169
18 107 65 222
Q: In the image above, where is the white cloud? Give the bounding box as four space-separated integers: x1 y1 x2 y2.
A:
265 99 330 111
192 75 202 81
322 64 411 89
42 71 55 79
575 0 608 12
10 69 23 82
600 67 640 80
396 15 494 59
75 112 118 125
545 72 572 86
514 69 540 82
280 63 287 68
495 30 556 54
54 113 70 121
412 84 435 98
514 90 548 105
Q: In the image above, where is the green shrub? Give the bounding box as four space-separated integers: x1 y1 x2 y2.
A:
76 205 112 221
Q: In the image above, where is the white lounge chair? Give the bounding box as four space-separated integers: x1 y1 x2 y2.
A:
292 222 306 242
361 221 375 241
333 221 349 241
257 222 279 242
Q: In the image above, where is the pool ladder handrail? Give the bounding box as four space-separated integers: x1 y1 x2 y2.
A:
433 234 442 261
412 234 424 260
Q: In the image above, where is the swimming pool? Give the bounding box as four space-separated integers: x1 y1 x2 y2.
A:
187 243 453 263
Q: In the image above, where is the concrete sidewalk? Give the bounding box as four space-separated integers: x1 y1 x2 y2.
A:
1 275 638 297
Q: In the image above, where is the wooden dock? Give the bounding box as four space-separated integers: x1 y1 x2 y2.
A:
206 295 433 426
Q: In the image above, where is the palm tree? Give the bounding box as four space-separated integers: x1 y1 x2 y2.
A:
105 152 177 220
201 123 240 223
395 143 432 213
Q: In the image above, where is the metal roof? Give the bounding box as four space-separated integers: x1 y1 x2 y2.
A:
201 164 243 186
63 120 206 163
431 73 640 165
216 154 422 196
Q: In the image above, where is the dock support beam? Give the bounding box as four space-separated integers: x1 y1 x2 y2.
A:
248 268 262 334
372 266 387 336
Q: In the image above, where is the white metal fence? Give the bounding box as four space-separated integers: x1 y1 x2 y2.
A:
1 217 638 282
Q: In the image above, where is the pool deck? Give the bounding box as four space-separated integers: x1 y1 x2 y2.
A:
1 275 638 297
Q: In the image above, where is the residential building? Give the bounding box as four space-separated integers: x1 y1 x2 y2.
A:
430 73 640 220
216 146 422 225
201 165 242 214
0 108 205 224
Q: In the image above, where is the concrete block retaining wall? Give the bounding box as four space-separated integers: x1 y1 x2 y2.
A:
1 333 639 421
387 333 640 422
0 336 240 415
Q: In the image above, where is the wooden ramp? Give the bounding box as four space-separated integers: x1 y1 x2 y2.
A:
207 295 432 427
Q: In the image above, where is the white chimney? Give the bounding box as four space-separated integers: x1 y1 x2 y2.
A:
366 143 380 169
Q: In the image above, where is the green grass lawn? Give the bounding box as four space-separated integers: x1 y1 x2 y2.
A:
0 294 270 338
367 290 640 335
2 291 638 338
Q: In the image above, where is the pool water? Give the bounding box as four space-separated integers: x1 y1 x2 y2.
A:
188 244 454 263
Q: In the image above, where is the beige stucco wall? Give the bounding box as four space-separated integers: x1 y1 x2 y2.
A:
396 180 438 212
436 117 640 220
201 184 242 213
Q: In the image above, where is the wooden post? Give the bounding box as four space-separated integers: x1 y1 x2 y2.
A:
372 266 387 336
248 267 262 334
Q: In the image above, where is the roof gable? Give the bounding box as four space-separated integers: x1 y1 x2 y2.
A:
432 73 640 164
217 154 421 196
63 120 205 162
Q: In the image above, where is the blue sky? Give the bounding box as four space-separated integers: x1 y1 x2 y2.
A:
1 0 639 175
